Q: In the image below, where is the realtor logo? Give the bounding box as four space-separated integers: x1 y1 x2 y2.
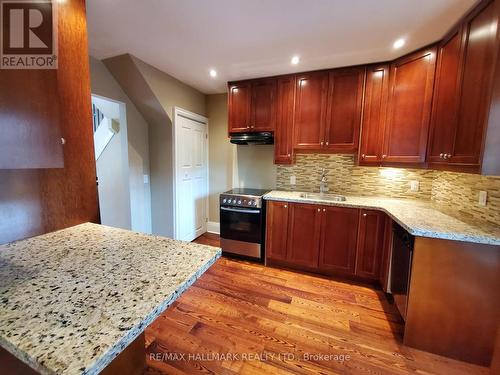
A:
1 0 57 69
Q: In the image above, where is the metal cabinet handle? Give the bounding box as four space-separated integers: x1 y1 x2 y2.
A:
363 213 367 217
320 141 324 146
325 141 329 146
382 154 387 159
284 204 288 208
317 208 321 212
323 208 326 212
361 154 365 159
288 153 291 157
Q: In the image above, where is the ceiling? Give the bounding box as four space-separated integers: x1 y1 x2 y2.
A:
86 0 477 94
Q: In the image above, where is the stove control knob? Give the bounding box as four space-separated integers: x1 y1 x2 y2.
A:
237 200 242 205
248 201 252 206
253 201 257 206
222 198 227 203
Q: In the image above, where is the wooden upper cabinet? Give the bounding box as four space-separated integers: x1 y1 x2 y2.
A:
359 64 390 165
251 78 277 132
287 203 322 268
274 76 295 164
228 82 251 133
325 67 365 152
428 28 465 164
294 71 328 149
318 206 359 276
355 209 386 280
454 1 498 166
383 47 437 164
265 201 290 262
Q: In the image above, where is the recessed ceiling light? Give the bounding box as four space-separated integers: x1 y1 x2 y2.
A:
209 69 217 78
291 56 300 65
393 38 406 49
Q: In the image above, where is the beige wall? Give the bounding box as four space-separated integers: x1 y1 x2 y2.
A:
89 57 152 233
206 93 276 223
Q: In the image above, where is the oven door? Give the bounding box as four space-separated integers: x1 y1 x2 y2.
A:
220 206 262 244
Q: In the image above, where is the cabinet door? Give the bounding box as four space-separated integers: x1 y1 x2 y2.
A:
355 210 386 280
325 67 365 152
287 203 322 268
318 206 359 276
383 47 437 163
228 82 251 133
266 201 290 262
359 64 390 165
274 76 295 164
251 79 277 132
453 1 498 165
294 71 328 149
428 29 465 164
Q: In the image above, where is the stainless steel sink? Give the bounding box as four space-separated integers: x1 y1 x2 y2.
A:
299 192 347 202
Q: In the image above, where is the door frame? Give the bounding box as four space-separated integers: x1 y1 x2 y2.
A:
172 107 209 241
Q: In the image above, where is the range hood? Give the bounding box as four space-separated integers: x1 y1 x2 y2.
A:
229 132 274 145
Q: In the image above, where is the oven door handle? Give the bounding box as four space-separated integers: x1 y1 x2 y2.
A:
220 206 260 214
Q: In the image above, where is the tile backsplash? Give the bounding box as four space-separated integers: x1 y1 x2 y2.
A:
276 153 500 227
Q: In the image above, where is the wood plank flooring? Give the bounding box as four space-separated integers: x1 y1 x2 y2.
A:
144 233 488 375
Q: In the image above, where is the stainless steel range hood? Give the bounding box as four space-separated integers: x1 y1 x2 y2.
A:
229 132 274 145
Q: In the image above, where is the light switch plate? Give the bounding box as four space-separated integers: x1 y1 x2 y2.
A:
479 191 487 206
410 180 420 192
290 175 296 185
143 174 149 184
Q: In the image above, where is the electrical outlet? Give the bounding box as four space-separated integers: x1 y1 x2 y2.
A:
143 174 149 184
479 191 487 206
410 180 420 192
290 175 296 185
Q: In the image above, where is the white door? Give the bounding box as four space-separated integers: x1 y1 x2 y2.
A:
174 108 208 242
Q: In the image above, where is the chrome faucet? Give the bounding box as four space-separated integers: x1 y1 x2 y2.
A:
319 168 329 194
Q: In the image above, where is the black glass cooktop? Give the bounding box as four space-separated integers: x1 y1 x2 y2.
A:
223 188 271 197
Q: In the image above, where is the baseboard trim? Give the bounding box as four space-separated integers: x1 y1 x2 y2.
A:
207 221 220 234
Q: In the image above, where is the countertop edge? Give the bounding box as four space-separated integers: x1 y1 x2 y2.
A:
263 193 500 246
83 248 222 375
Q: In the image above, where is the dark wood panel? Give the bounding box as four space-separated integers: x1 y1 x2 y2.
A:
293 71 328 150
325 67 365 152
265 201 289 262
0 0 99 245
383 47 437 164
355 210 385 280
428 29 465 164
378 216 394 292
405 237 500 366
251 78 276 132
318 206 359 276
286 203 321 268
454 1 498 165
228 82 251 133
145 256 487 375
359 64 390 165
274 76 295 164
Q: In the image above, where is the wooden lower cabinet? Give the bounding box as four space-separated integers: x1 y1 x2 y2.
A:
318 206 359 275
266 201 387 282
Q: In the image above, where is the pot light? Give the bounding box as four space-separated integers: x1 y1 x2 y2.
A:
291 56 300 65
393 38 406 49
209 69 217 78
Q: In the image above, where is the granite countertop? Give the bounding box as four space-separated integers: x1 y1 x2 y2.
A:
0 223 221 375
264 190 500 246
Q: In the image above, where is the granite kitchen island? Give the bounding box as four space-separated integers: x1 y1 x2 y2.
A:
0 223 221 375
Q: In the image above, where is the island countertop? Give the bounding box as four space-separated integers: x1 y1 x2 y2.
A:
264 190 500 246
0 223 221 375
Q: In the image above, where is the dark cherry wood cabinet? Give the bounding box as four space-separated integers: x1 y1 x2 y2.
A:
359 64 390 165
251 78 277 132
355 209 386 280
318 206 359 275
383 47 437 164
266 201 388 282
228 81 252 133
325 67 365 152
293 71 329 149
265 201 290 262
428 28 465 164
274 76 295 164
287 203 322 268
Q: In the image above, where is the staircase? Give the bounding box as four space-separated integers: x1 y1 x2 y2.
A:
92 102 118 160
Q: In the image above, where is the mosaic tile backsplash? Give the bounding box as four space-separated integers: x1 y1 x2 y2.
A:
276 154 500 227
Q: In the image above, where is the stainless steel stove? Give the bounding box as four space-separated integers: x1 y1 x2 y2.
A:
219 188 270 261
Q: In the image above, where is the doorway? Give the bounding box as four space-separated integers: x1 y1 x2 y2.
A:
173 107 209 242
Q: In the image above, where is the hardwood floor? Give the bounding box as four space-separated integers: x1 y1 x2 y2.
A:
144 233 488 375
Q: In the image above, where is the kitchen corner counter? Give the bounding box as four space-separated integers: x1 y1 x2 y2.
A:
0 223 221 375
264 190 500 246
